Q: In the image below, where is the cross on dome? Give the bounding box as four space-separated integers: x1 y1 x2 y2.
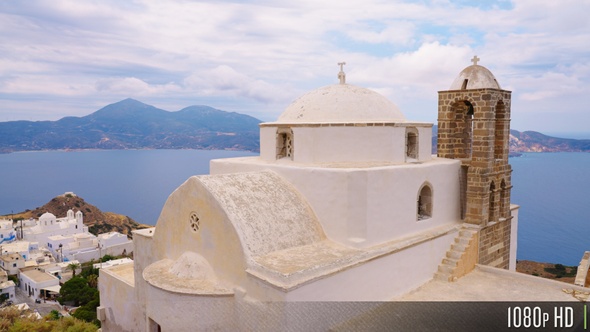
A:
338 62 346 84
471 55 480 66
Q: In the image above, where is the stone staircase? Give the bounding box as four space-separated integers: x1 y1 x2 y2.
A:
434 227 478 282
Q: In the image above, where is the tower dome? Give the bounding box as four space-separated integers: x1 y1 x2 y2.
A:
277 84 406 123
449 56 501 90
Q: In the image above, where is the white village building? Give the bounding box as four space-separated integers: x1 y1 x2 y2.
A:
0 254 26 276
0 220 16 245
22 209 87 247
0 270 15 301
47 231 132 263
98 60 586 331
18 267 60 300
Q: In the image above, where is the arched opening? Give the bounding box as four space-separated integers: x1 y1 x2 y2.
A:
500 180 507 218
494 100 507 160
417 183 433 220
461 79 468 90
276 128 293 160
450 100 474 159
406 127 418 160
488 181 496 223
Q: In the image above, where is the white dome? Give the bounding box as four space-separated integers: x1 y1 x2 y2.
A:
39 212 56 221
277 84 406 123
450 65 501 90
168 252 215 280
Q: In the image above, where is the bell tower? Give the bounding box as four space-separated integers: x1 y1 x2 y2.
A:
437 56 514 269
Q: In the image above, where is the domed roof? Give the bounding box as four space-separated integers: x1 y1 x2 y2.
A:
39 212 56 220
168 252 215 280
450 63 501 90
277 84 406 123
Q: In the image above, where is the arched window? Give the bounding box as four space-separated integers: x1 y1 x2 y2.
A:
276 128 293 160
494 100 507 160
488 181 496 223
417 183 433 220
406 127 418 160
500 180 507 218
450 100 474 159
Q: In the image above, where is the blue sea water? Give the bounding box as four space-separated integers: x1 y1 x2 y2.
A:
0 149 587 265
510 152 590 265
0 149 256 226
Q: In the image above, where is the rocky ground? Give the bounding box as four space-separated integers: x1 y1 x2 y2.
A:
516 260 580 284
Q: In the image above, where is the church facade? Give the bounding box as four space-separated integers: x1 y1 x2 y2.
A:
98 59 518 331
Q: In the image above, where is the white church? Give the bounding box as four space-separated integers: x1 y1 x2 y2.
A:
99 59 528 331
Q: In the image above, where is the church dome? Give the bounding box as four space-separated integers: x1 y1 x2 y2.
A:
39 212 56 220
450 63 501 90
277 84 406 123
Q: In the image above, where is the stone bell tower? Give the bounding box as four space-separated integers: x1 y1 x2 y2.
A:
437 56 514 269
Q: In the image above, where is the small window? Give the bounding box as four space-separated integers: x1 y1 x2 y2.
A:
406 128 418 160
276 128 293 160
189 211 200 233
417 184 433 220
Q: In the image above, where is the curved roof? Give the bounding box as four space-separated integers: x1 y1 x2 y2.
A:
198 171 325 258
39 212 56 220
277 84 406 123
450 65 501 90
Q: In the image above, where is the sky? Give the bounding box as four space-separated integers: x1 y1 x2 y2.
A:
0 0 589 136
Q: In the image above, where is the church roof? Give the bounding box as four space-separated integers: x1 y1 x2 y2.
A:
276 84 406 124
449 61 501 90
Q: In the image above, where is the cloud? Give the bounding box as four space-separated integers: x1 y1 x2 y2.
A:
0 0 589 133
183 65 294 104
95 77 181 96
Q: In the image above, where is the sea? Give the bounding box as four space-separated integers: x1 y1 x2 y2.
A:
0 149 588 266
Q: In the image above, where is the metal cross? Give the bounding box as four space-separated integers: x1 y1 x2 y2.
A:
471 55 480 66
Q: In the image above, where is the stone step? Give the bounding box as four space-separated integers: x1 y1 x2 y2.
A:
451 243 466 252
446 250 462 260
455 237 471 245
434 271 453 282
438 264 454 274
459 229 477 237
443 257 459 267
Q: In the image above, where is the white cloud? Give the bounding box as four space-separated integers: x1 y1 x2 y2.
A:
183 65 294 104
0 0 589 132
95 77 181 96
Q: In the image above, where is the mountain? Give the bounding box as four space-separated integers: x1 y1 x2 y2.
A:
431 126 590 154
2 100 588 154
0 99 261 153
509 130 590 152
6 193 150 238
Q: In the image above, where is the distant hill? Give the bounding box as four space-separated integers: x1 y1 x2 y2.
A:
431 126 590 154
509 130 590 152
0 98 261 153
1 100 588 154
5 193 150 238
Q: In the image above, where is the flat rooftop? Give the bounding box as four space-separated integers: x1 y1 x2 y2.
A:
20 268 58 283
396 265 589 302
103 262 135 286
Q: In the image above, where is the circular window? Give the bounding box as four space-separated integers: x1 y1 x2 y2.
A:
189 212 200 232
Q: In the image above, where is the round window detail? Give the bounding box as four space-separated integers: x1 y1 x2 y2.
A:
189 212 200 233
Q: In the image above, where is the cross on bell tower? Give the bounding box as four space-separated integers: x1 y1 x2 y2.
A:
471 55 480 66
